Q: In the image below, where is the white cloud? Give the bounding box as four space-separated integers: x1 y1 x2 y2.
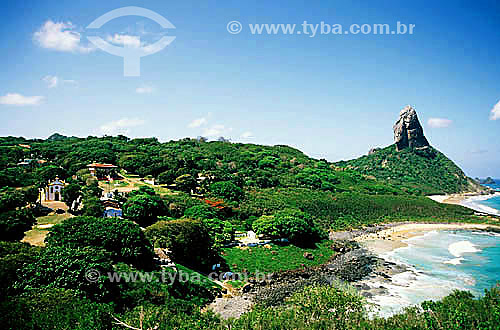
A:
33 20 93 53
490 100 500 120
0 93 44 106
240 131 254 138
43 75 58 88
427 118 452 128
43 75 78 88
188 117 207 128
135 85 155 94
100 118 145 135
203 124 226 137
106 34 141 48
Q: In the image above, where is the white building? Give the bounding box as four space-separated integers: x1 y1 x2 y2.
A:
44 177 66 201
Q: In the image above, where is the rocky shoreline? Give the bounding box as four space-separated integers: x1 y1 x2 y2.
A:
210 225 399 319
209 222 500 319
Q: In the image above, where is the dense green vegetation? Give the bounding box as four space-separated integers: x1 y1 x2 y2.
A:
239 188 479 231
337 145 482 195
46 216 155 270
0 187 36 241
0 135 404 195
145 218 220 272
252 208 325 245
0 134 497 329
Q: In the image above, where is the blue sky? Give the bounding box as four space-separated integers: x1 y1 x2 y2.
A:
0 0 499 177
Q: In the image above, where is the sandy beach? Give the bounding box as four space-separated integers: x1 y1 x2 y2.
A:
428 192 500 216
356 223 500 254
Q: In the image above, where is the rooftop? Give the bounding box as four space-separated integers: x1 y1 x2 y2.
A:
87 163 118 168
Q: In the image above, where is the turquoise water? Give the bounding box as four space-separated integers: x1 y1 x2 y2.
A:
459 181 500 215
371 230 500 316
478 180 500 212
477 195 500 212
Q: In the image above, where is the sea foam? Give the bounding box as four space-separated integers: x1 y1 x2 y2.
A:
448 241 480 257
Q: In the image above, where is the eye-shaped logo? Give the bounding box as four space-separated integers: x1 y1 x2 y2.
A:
87 6 176 77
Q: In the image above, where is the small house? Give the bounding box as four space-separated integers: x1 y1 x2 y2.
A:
103 207 122 218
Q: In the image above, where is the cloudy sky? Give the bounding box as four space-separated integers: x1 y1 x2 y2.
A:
0 0 499 177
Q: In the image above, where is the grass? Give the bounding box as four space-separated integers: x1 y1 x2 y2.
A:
22 213 72 246
173 264 222 290
36 213 72 225
221 240 336 276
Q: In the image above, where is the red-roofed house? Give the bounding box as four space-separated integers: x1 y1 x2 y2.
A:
87 163 118 179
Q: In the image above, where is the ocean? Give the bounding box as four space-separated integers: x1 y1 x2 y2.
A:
370 229 500 317
366 181 500 317
460 180 500 216
477 180 500 212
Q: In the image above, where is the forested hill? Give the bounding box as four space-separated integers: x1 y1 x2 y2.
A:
336 144 485 195
0 133 485 195
0 135 403 195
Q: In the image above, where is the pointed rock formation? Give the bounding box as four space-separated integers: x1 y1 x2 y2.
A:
393 105 429 151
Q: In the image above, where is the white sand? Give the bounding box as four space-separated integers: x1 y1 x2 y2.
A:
356 223 500 254
427 195 449 203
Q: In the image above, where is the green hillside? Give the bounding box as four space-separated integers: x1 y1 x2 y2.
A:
0 135 404 196
336 144 485 195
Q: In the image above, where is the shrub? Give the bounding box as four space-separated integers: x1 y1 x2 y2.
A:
202 218 234 246
46 216 155 270
0 242 41 299
145 219 219 272
16 246 116 302
0 288 112 330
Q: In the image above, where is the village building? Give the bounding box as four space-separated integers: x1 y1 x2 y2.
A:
44 177 66 201
87 163 118 179
103 207 122 218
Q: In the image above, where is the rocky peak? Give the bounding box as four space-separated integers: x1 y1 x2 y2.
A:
393 105 429 151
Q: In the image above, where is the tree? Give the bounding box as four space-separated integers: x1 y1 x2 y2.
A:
0 209 36 241
0 187 26 212
252 209 324 246
63 183 81 211
184 204 219 220
202 218 234 247
81 181 103 199
81 197 104 218
145 219 219 272
174 174 197 193
35 165 67 185
208 181 244 201
123 193 167 227
46 216 155 270
157 169 176 184
22 186 39 206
